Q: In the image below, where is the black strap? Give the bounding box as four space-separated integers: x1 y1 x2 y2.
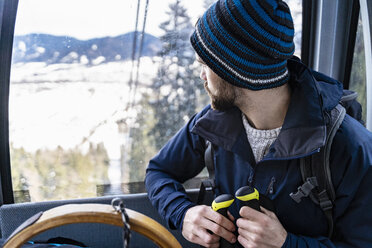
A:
204 140 215 182
318 190 334 238
293 104 345 238
312 148 335 238
197 140 215 205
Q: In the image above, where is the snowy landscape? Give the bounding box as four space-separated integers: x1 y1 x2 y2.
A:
10 58 158 153
10 57 160 187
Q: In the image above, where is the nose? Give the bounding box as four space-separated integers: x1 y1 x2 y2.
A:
200 67 207 81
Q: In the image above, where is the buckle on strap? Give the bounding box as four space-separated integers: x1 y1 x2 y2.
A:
290 177 318 203
202 179 215 192
318 190 333 211
319 200 333 211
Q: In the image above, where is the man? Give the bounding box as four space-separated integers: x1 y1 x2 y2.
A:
145 0 372 247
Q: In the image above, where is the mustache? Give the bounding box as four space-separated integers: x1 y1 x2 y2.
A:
203 80 236 111
204 81 211 95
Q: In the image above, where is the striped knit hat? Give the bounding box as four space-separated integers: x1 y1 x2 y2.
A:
190 0 295 90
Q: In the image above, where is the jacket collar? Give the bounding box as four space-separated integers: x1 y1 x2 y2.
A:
191 58 342 161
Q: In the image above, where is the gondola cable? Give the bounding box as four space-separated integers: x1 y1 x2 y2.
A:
128 0 142 93
130 0 150 109
77 0 144 147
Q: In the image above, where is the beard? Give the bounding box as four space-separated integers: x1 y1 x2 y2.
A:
204 80 236 111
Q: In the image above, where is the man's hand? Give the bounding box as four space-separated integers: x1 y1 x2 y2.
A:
236 206 287 248
182 205 236 248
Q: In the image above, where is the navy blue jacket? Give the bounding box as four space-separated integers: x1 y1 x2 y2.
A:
145 58 372 247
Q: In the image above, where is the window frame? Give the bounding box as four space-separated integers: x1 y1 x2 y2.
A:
360 0 372 130
301 0 360 88
0 0 19 205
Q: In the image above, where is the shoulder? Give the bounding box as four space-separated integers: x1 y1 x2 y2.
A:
330 114 372 188
336 115 372 150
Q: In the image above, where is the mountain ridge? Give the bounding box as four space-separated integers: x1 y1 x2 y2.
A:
12 32 162 65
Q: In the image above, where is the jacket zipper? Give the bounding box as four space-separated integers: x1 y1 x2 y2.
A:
248 168 255 187
265 176 276 195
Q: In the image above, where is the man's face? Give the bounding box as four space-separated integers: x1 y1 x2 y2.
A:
196 56 236 111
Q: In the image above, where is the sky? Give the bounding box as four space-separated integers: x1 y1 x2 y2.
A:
14 0 301 39
14 0 205 40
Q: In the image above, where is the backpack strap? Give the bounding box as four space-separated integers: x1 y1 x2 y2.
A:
197 140 216 205
290 104 346 238
340 90 364 126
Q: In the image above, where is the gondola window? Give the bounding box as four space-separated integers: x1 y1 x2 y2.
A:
9 0 302 203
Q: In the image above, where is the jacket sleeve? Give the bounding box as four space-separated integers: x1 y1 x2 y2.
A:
283 118 372 248
145 111 207 230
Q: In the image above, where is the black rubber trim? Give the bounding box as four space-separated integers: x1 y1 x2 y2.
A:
301 0 316 67
342 0 360 89
0 0 19 205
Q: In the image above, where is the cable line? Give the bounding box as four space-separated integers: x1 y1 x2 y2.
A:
131 0 150 108
79 0 151 148
128 0 142 91
78 0 143 147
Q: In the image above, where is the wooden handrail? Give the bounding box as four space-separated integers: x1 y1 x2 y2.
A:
3 203 182 248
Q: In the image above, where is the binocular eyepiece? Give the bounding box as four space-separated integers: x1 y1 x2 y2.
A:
235 185 261 212
211 186 262 214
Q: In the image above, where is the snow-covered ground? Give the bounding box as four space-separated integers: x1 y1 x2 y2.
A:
9 57 158 165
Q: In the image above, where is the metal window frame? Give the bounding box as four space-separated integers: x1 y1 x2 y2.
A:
301 0 317 67
301 0 360 85
0 0 18 205
360 0 372 130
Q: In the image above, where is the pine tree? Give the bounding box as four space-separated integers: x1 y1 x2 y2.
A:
127 0 210 185
150 0 203 149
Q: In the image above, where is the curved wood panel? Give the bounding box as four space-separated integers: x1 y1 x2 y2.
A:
3 203 182 248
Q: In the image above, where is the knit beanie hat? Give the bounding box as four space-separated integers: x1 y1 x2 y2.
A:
190 0 295 90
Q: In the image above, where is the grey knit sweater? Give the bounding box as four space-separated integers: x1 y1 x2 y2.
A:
242 114 281 163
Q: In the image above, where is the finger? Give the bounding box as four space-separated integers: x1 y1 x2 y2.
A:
239 206 265 221
236 217 251 229
236 218 262 234
199 218 236 244
260 206 277 219
190 231 220 248
205 208 236 232
194 226 220 245
227 211 235 222
237 235 251 248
